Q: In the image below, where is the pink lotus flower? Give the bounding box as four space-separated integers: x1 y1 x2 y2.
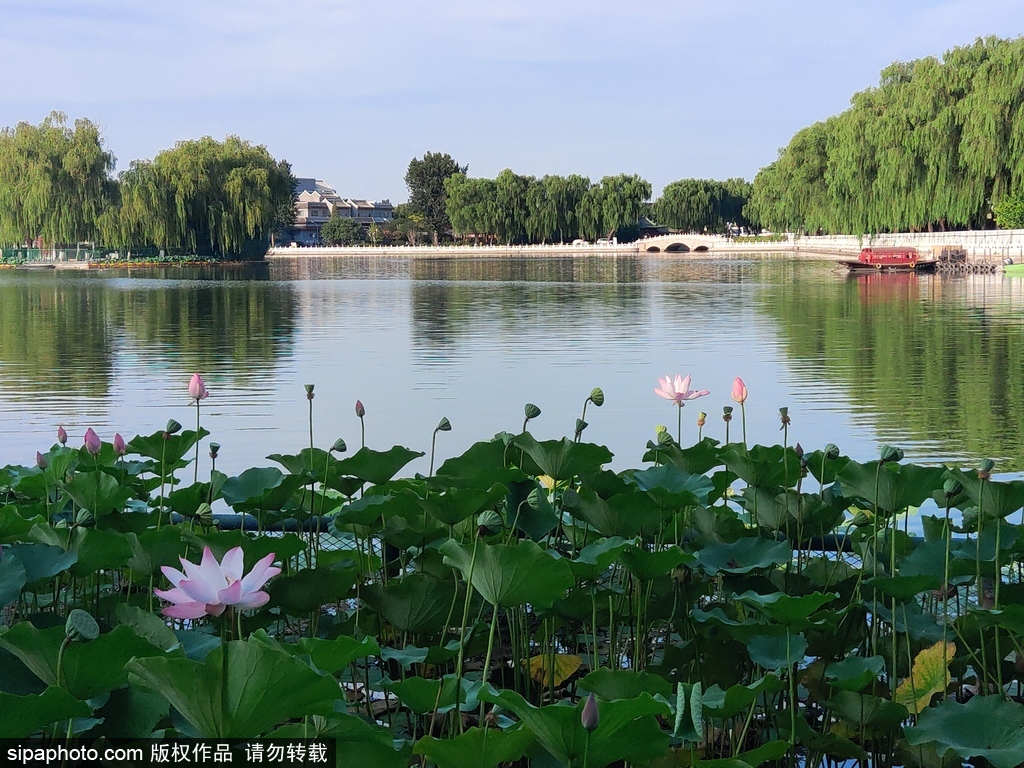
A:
188 373 209 402
57 426 67 446
731 377 748 405
83 428 101 456
654 375 710 405
113 433 126 456
355 399 365 418
155 546 280 619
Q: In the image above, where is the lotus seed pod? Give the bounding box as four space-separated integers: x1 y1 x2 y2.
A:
436 417 452 432
524 403 542 420
589 388 605 407
943 478 963 498
65 609 99 643
824 443 840 460
165 419 182 436
331 437 348 453
880 445 903 463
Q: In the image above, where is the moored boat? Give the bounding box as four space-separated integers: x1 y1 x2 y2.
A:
1002 260 1024 275
838 246 936 273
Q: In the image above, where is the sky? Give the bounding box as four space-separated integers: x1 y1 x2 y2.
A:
0 1 1021 202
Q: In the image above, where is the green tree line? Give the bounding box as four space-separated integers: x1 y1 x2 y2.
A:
747 35 1024 234
0 112 295 257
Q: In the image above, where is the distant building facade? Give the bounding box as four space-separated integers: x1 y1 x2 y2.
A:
288 178 394 244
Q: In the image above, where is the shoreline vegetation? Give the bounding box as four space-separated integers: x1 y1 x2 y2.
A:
2 37 1023 261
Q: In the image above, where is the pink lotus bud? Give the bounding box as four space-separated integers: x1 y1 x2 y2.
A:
83 428 101 456
731 376 748 404
57 426 67 445
113 433 126 456
188 373 209 401
581 693 599 732
355 399 365 418
36 451 48 469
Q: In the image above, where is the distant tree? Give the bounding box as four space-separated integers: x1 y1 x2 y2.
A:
320 216 364 246
599 174 652 236
391 202 426 245
405 152 467 244
653 178 752 233
494 169 532 244
445 175 496 241
994 192 1024 229
367 223 382 245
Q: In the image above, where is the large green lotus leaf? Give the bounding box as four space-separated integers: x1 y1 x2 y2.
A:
127 640 340 738
736 591 837 629
220 467 285 506
905 695 1024 768
386 673 475 715
642 437 722 476
721 444 802 489
701 675 784 719
5 543 77 584
746 632 807 670
837 461 945 517
578 668 672 700
875 602 946 644
0 504 38 542
571 488 661 538
694 538 791 575
691 607 769 643
745 487 848 536
435 438 523 489
827 691 908 734
270 566 355 615
88 685 169 738
197 530 306 565
894 640 955 715
114 604 179 652
824 655 885 692
321 712 412 768
695 740 791 768
68 527 132 576
505 478 559 540
569 536 635 580
266 447 327 479
629 464 713 507
946 468 1024 520
294 635 380 673
332 445 424 485
440 539 573 608
478 687 669 768
0 622 166 700
672 681 703 742
125 525 188 577
512 434 613 482
619 545 694 581
866 574 939 601
1 686 91 738
361 573 457 635
332 493 394 527
414 485 507 527
127 428 208 464
380 641 460 669
414 726 535 768
0 551 27 604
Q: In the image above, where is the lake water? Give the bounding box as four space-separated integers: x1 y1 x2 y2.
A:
1 254 1022 480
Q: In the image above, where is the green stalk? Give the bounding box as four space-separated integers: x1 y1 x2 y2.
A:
479 604 500 720
193 400 201 483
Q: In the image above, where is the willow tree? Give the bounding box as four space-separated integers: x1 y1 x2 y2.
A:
0 112 116 246
749 35 1024 234
444 175 497 240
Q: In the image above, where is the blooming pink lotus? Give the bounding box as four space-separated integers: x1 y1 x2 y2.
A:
654 375 710 405
113 433 126 456
155 546 280 619
83 428 101 456
731 377 748 405
188 373 209 402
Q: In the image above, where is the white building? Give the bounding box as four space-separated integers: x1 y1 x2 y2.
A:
289 178 394 244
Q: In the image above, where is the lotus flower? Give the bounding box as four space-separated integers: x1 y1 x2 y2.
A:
155 546 280 619
83 428 101 456
355 399 365 418
57 426 68 446
654 375 710 405
188 373 209 402
113 433 126 456
582 692 600 732
731 376 748 404
36 451 47 469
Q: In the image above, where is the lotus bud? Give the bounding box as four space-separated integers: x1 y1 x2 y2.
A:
524 403 542 420
697 411 707 428
194 502 215 528
562 488 580 510
83 428 101 456
57 426 68 445
824 443 840 460
722 406 733 423
113 433 126 456
794 442 804 458
36 451 47 469
943 478 963 499
588 387 605 407
581 693 600 732
979 459 995 481
209 442 221 459
731 376 748 405
65 609 99 643
778 407 791 429
355 399 365 418
331 437 347 453
165 419 182 437
880 445 903 463
435 417 452 433
304 383 315 401
188 373 209 401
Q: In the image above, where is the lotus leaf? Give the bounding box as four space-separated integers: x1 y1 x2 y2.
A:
701 675 784 719
721 444 802 489
528 653 583 687
512 434 613 481
619 545 693 581
220 467 285 506
746 632 807 670
128 640 340 737
1 686 92 739
440 539 573 609
837 461 945 517
361 573 458 635
478 688 669 768
414 726 535 768
571 488 661 538
694 538 791 575
629 464 713 507
824 655 885 692
905 695 1024 768
0 550 27 604
569 536 635 580
894 640 955 714
6 543 77 584
672 681 703 742
695 740 791 768
332 445 424 485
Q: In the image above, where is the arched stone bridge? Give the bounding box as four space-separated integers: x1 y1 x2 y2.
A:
637 234 724 253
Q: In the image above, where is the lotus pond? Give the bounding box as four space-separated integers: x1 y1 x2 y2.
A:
2 381 1024 768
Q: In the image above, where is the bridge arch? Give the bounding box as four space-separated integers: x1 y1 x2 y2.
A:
693 245 709 252
645 245 661 253
664 242 690 253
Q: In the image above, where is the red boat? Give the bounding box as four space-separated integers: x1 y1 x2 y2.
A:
837 246 937 273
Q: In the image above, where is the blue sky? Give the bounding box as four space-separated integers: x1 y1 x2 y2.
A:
1 0 1021 201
